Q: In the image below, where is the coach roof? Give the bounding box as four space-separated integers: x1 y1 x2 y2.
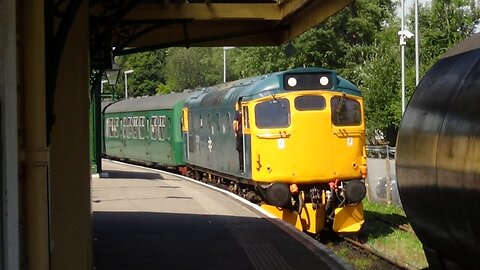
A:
105 90 199 113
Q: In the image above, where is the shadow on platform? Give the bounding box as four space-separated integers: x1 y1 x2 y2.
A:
93 211 338 270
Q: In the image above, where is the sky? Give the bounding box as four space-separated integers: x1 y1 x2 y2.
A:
396 0 430 17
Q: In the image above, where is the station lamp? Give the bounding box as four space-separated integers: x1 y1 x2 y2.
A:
104 62 121 86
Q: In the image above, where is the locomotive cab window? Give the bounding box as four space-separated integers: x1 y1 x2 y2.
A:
331 96 362 126
255 98 290 128
294 95 326 111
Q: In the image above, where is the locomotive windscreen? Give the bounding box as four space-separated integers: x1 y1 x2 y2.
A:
283 72 334 90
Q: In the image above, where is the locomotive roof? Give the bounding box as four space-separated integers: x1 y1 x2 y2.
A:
184 67 360 108
104 90 198 113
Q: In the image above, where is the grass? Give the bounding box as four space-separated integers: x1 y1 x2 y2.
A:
361 199 428 269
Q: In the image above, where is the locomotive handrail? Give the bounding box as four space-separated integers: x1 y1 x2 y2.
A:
256 133 291 139
333 130 364 137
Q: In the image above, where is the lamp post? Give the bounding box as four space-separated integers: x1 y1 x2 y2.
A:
414 0 420 86
223 46 235 82
124 69 133 99
398 0 414 115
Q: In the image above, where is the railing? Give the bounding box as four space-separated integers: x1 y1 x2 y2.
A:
366 145 396 159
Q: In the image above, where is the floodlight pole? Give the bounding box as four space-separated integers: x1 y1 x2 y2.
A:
415 0 419 86
124 69 133 98
223 47 235 82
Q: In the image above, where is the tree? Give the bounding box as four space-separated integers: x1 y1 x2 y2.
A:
231 0 396 79
164 47 223 91
416 0 480 69
358 23 402 145
114 50 168 97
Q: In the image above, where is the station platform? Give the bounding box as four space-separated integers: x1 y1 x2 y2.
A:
92 160 352 270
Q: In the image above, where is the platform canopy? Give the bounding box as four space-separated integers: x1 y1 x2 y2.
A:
89 0 351 57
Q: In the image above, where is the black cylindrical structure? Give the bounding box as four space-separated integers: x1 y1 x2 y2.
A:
396 34 480 270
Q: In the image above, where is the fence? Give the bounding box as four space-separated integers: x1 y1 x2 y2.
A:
365 145 402 207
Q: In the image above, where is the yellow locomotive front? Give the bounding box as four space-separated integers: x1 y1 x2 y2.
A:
243 71 367 234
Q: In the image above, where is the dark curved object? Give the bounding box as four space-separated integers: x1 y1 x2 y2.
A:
396 34 480 270
265 182 291 207
345 180 366 204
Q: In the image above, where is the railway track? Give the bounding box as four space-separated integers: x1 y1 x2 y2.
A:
374 216 414 234
340 235 416 270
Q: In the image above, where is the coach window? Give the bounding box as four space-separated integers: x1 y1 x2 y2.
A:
331 96 362 126
110 118 114 137
113 118 118 137
106 119 110 137
111 118 115 137
115 118 119 137
295 95 326 111
151 116 158 140
119 118 123 138
126 117 131 138
139 117 145 139
159 116 165 140
255 98 290 128
133 117 139 139
124 118 128 138
122 117 127 138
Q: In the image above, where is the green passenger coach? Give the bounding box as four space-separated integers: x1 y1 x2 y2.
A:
103 91 197 170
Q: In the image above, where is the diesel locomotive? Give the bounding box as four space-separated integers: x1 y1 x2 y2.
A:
103 67 367 234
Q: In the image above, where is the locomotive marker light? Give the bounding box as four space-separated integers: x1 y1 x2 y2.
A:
287 77 297 87
319 76 329 86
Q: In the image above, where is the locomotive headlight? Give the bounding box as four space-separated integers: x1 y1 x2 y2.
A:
319 76 329 86
287 77 297 87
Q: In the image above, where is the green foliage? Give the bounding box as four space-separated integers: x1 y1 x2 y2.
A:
415 0 479 69
165 47 223 91
231 0 396 79
114 50 167 98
